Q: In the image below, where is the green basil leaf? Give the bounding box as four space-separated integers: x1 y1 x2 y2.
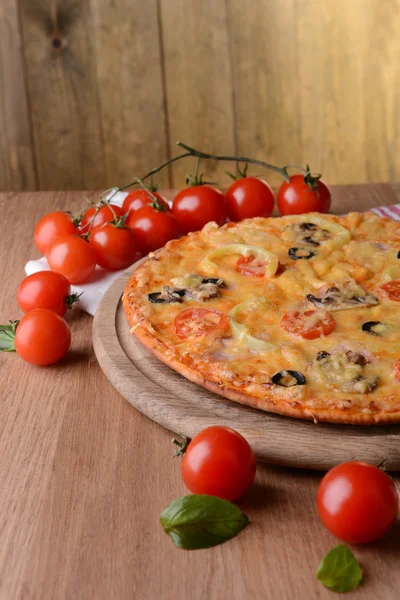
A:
0 321 18 352
317 545 363 593
160 494 248 550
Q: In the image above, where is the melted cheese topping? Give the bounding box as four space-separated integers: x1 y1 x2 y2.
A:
123 212 400 421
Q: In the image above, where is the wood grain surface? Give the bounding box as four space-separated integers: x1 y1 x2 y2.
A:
0 187 400 600
0 0 37 191
93 267 400 470
2 1 400 191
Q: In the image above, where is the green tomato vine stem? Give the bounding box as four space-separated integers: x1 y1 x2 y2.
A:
99 142 319 209
176 142 292 182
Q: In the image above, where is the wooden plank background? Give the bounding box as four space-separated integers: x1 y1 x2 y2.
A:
1 0 400 192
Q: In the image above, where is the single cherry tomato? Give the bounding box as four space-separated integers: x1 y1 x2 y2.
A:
122 190 169 215
126 205 179 253
317 461 398 544
180 426 256 501
236 255 266 277
379 280 400 301
89 223 138 270
281 309 335 340
173 308 230 339
46 235 96 284
277 174 331 216
78 204 125 233
17 271 78 316
172 186 227 233
34 212 78 255
393 359 400 382
14 309 71 365
225 177 274 221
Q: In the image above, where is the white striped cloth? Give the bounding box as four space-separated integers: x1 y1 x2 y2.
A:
370 204 400 220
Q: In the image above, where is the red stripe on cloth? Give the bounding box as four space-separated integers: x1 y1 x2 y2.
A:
388 204 400 218
377 205 400 220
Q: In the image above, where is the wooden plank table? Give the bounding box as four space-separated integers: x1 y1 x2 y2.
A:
1 186 400 600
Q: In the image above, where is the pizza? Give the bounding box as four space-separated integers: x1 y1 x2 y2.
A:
122 211 400 425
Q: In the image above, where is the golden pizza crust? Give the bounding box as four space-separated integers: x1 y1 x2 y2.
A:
122 213 400 425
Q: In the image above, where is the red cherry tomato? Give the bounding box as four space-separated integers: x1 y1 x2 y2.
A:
46 235 97 284
126 205 179 253
173 308 230 339
225 177 274 221
180 426 256 501
89 224 138 270
17 271 75 316
122 190 169 215
172 186 227 233
34 212 77 255
236 255 266 277
14 309 71 365
317 461 398 544
79 204 125 233
379 280 400 302
277 175 331 215
281 309 335 340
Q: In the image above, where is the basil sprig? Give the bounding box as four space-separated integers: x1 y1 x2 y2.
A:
317 545 363 593
160 494 248 550
0 321 19 352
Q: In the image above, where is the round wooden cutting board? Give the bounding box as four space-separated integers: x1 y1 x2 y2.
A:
93 265 400 471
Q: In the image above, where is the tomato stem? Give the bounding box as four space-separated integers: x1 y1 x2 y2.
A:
172 433 191 457
106 151 192 203
65 292 83 310
176 142 292 182
303 164 322 191
136 178 168 212
185 157 217 187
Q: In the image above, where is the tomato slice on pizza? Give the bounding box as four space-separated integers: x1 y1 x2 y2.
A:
173 308 229 339
281 309 335 340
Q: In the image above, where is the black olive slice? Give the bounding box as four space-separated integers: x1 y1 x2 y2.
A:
271 370 306 387
288 247 315 260
303 236 320 246
299 222 318 231
397 250 400 259
362 321 385 336
201 277 225 287
316 350 330 361
148 292 165 303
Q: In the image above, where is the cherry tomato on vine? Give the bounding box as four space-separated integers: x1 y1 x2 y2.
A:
317 461 398 544
34 212 78 255
172 186 227 234
122 190 169 215
281 309 335 340
179 426 256 501
78 204 125 233
225 177 274 221
46 235 97 284
277 174 331 215
379 280 400 302
17 271 78 316
126 205 179 253
14 309 71 365
89 223 139 270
